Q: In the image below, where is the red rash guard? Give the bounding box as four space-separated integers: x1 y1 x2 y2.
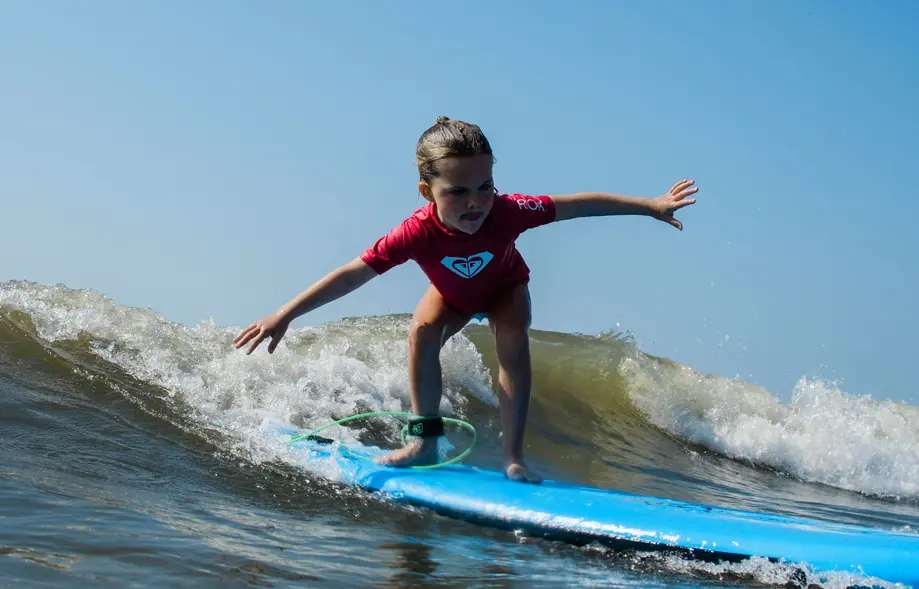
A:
360 193 557 315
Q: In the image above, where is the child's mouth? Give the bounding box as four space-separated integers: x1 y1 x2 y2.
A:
461 212 483 222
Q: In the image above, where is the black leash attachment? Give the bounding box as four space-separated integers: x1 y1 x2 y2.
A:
406 416 444 438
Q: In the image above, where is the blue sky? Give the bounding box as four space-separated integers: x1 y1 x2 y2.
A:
2 1 917 404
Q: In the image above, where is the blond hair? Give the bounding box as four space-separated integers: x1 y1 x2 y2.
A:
415 116 494 181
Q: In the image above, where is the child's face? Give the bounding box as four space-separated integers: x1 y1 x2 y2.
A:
420 154 495 235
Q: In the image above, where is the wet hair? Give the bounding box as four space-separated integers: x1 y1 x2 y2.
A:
415 116 494 182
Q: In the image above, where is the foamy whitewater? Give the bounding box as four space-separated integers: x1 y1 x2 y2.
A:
2 280 916 589
621 354 919 500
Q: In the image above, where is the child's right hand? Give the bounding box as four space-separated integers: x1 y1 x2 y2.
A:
233 310 291 355
232 258 377 356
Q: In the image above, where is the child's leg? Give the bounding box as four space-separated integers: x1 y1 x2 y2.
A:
375 284 470 467
488 283 542 483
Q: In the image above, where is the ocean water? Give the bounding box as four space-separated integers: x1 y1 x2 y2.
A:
1 280 917 588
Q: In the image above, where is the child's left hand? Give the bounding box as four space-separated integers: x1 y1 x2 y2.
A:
650 179 699 231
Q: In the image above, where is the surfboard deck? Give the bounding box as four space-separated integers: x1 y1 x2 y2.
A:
277 427 919 587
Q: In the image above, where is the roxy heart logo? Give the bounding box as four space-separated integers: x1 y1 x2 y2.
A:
441 252 494 279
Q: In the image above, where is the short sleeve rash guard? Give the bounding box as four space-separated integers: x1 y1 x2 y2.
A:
360 193 556 315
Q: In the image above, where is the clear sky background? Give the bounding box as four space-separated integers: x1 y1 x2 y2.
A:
2 1 917 405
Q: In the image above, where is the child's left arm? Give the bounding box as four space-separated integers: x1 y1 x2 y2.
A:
551 179 698 231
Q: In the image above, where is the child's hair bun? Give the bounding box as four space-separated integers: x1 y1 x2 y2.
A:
416 116 493 180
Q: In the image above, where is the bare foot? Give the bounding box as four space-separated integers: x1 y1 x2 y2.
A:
374 438 440 467
505 461 543 484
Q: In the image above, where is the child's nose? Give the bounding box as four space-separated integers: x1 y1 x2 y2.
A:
469 193 489 209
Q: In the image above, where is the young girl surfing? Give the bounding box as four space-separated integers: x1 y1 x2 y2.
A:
233 117 698 483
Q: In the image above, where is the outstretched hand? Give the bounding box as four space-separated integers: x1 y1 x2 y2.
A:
233 311 290 355
650 179 699 231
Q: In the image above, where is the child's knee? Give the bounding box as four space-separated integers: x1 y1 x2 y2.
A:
490 301 531 340
409 320 457 350
409 320 437 348
488 283 532 332
493 322 529 348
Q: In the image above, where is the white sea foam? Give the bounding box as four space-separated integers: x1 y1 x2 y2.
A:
621 353 919 499
0 281 494 474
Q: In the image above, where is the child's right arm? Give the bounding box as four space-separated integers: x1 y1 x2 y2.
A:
233 257 379 355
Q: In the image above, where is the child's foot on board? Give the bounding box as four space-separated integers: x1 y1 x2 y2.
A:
505 461 543 484
374 438 440 467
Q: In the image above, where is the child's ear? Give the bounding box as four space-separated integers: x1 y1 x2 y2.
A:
418 181 434 202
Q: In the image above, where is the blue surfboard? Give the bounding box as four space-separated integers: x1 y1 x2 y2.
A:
279 428 919 587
